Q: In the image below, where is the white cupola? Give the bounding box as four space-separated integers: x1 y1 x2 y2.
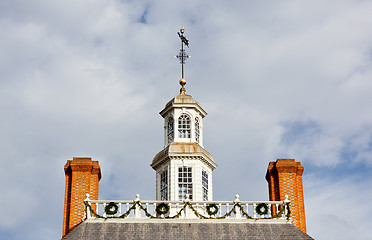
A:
151 27 217 202
151 87 217 202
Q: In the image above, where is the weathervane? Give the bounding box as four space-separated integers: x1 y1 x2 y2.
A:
175 26 190 94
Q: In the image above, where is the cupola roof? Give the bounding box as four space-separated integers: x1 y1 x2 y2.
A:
151 142 217 170
160 93 207 118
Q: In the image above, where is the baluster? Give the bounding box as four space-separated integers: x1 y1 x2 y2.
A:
118 203 122 215
276 204 279 215
103 203 107 218
126 203 129 216
134 194 141 218
169 203 172 217
219 203 222 217
245 204 249 217
203 203 206 218
253 203 257 218
184 194 190 218
226 203 229 218
268 204 272 218
146 203 149 217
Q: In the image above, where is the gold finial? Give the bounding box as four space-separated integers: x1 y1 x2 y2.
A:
180 26 185 33
179 78 186 94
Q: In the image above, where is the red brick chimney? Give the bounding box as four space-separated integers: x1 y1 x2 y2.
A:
62 157 101 237
266 159 306 233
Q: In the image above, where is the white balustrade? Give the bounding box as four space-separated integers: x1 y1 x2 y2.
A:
84 193 290 220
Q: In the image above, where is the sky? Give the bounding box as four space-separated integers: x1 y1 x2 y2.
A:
1 0 372 239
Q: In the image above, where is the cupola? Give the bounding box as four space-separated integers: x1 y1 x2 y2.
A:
151 27 217 202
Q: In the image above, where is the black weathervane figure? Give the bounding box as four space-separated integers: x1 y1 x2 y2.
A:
175 26 190 94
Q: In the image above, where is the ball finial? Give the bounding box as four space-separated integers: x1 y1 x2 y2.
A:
179 78 186 86
180 26 185 34
179 78 186 94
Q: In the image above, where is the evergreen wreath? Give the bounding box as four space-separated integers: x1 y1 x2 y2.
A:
255 203 269 215
206 203 219 216
105 202 119 215
156 202 170 215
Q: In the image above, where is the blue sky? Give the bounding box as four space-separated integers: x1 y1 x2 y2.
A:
1 0 372 239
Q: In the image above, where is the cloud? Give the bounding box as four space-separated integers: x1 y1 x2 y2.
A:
1 1 372 240
305 173 372 240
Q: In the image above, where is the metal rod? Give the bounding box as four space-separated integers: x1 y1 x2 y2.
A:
181 38 184 79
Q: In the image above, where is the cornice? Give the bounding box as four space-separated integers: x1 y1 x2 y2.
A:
151 143 217 170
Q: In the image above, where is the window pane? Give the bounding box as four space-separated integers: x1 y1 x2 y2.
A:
178 114 191 138
202 170 208 201
178 166 192 200
167 118 174 143
195 118 200 143
160 170 168 200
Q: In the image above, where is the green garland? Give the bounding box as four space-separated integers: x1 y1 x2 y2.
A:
84 200 290 220
206 203 219 216
155 202 170 215
238 204 253 219
105 202 119 215
255 203 269 215
187 202 237 219
272 202 290 220
84 201 137 219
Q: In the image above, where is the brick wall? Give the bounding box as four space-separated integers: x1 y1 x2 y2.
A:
266 159 307 233
62 157 101 237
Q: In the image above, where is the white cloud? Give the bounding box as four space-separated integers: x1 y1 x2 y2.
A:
305 173 372 240
1 0 372 239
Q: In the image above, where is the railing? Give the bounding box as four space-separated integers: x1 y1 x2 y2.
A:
84 194 290 220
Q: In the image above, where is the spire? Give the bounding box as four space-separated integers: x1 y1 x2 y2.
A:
175 26 190 94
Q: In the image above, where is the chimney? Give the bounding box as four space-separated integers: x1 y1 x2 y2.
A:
62 157 101 237
266 159 306 233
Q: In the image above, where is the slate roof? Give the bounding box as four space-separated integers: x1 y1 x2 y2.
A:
62 221 314 240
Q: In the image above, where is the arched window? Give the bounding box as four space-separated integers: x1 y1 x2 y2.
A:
178 114 191 138
195 118 200 143
167 117 174 143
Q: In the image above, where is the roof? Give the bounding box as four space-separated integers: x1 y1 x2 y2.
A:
166 93 198 105
160 93 207 118
151 142 217 170
62 221 314 240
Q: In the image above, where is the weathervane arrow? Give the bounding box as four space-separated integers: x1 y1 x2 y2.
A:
178 32 189 47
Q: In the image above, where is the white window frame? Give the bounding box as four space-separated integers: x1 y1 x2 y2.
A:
195 118 200 143
202 170 208 201
167 117 174 144
160 170 168 200
178 166 192 200
178 114 191 138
